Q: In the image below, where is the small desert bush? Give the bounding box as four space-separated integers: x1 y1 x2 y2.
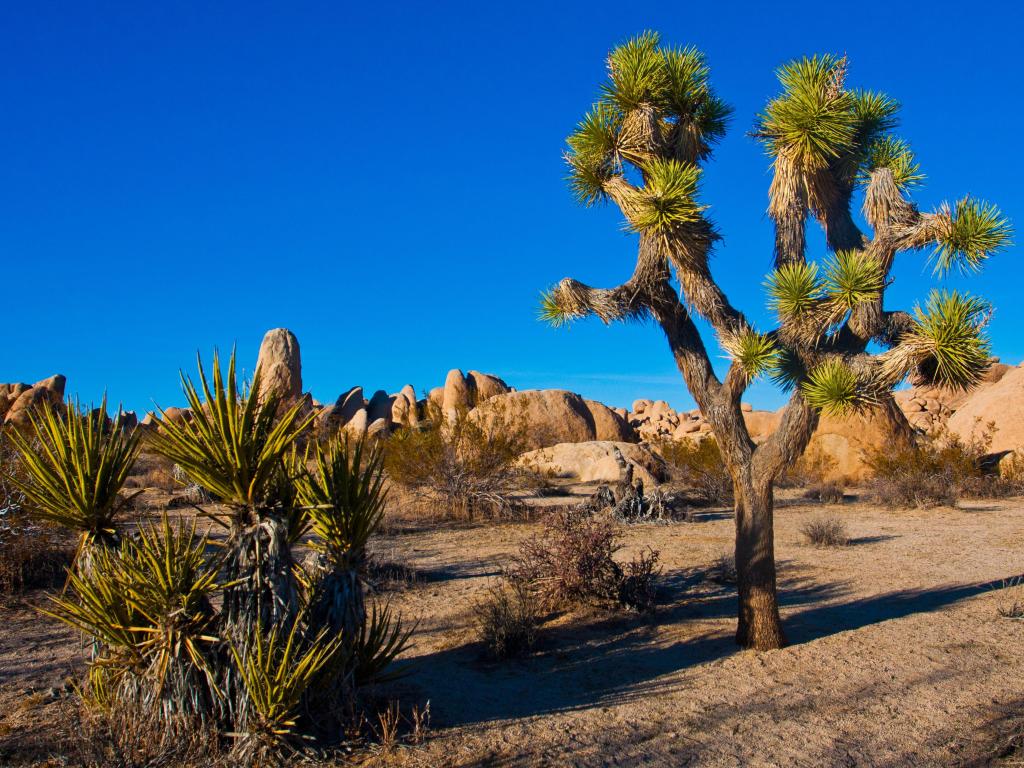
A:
656 436 733 506
0 516 73 594
864 423 1022 508
474 580 540 660
803 481 845 504
511 508 660 612
707 550 737 586
123 452 177 491
384 401 530 519
800 516 849 547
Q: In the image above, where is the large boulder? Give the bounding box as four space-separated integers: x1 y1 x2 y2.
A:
471 389 635 451
742 409 782 442
948 365 1024 454
334 386 365 426
519 441 667 487
804 408 903 481
256 328 302 403
366 390 394 425
467 371 511 405
442 369 472 415
584 399 636 442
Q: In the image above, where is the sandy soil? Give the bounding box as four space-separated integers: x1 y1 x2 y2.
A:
2 488 1023 766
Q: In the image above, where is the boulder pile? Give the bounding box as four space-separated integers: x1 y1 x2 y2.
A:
0 375 67 427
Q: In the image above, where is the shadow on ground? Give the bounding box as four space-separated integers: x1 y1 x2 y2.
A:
399 563 1024 730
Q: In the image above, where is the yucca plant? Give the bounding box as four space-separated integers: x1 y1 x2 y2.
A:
541 32 1010 649
45 515 220 717
229 620 343 764
296 435 386 640
149 350 313 642
9 396 139 573
295 435 412 698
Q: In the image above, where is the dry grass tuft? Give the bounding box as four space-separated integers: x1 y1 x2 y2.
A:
800 516 850 547
474 580 541 660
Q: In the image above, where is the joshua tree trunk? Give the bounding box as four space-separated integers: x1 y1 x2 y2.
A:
732 473 783 649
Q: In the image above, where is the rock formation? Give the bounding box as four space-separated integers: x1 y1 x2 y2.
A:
255 328 303 404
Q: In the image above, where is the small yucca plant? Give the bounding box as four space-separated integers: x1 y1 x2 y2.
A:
150 350 313 642
296 435 412 692
229 620 343 764
44 514 220 718
9 396 139 572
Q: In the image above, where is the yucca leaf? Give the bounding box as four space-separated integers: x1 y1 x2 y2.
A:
801 358 870 416
857 135 923 191
756 54 857 169
565 102 622 206
766 262 823 320
8 395 139 555
601 31 665 112
823 249 883 309
930 197 1012 275
149 349 313 512
296 434 387 572
628 157 705 232
881 290 992 391
723 329 779 382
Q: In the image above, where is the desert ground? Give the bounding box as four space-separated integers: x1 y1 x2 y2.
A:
3 482 1023 767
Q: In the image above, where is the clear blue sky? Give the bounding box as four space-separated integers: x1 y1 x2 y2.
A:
2 1 1021 415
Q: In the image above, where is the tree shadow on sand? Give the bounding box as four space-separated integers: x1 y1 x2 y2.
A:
396 564 1023 729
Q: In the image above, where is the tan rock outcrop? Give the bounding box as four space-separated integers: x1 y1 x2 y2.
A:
520 441 667 487
947 365 1024 454
256 328 302 403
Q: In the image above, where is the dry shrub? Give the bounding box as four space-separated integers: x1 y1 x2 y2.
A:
66 695 225 768
803 481 845 504
124 452 177 491
707 550 737 586
800 516 849 547
474 580 540 660
0 518 73 594
1 430 74 594
778 445 837 488
383 401 530 520
656 437 733 506
997 577 1024 621
510 508 660 612
864 423 1022 508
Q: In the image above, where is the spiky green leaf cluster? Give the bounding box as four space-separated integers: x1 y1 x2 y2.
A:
566 103 622 206
931 197 1012 275
601 31 664 111
823 249 883 310
908 290 992 390
230 621 343 746
725 329 779 381
850 90 900 146
9 396 139 552
538 287 575 328
757 55 857 169
766 262 823 320
857 136 923 191
800 358 867 416
296 435 387 572
149 350 312 510
45 515 220 700
566 32 730 206
629 157 705 232
352 600 415 685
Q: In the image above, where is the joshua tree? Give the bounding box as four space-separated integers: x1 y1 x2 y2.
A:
541 33 1011 649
